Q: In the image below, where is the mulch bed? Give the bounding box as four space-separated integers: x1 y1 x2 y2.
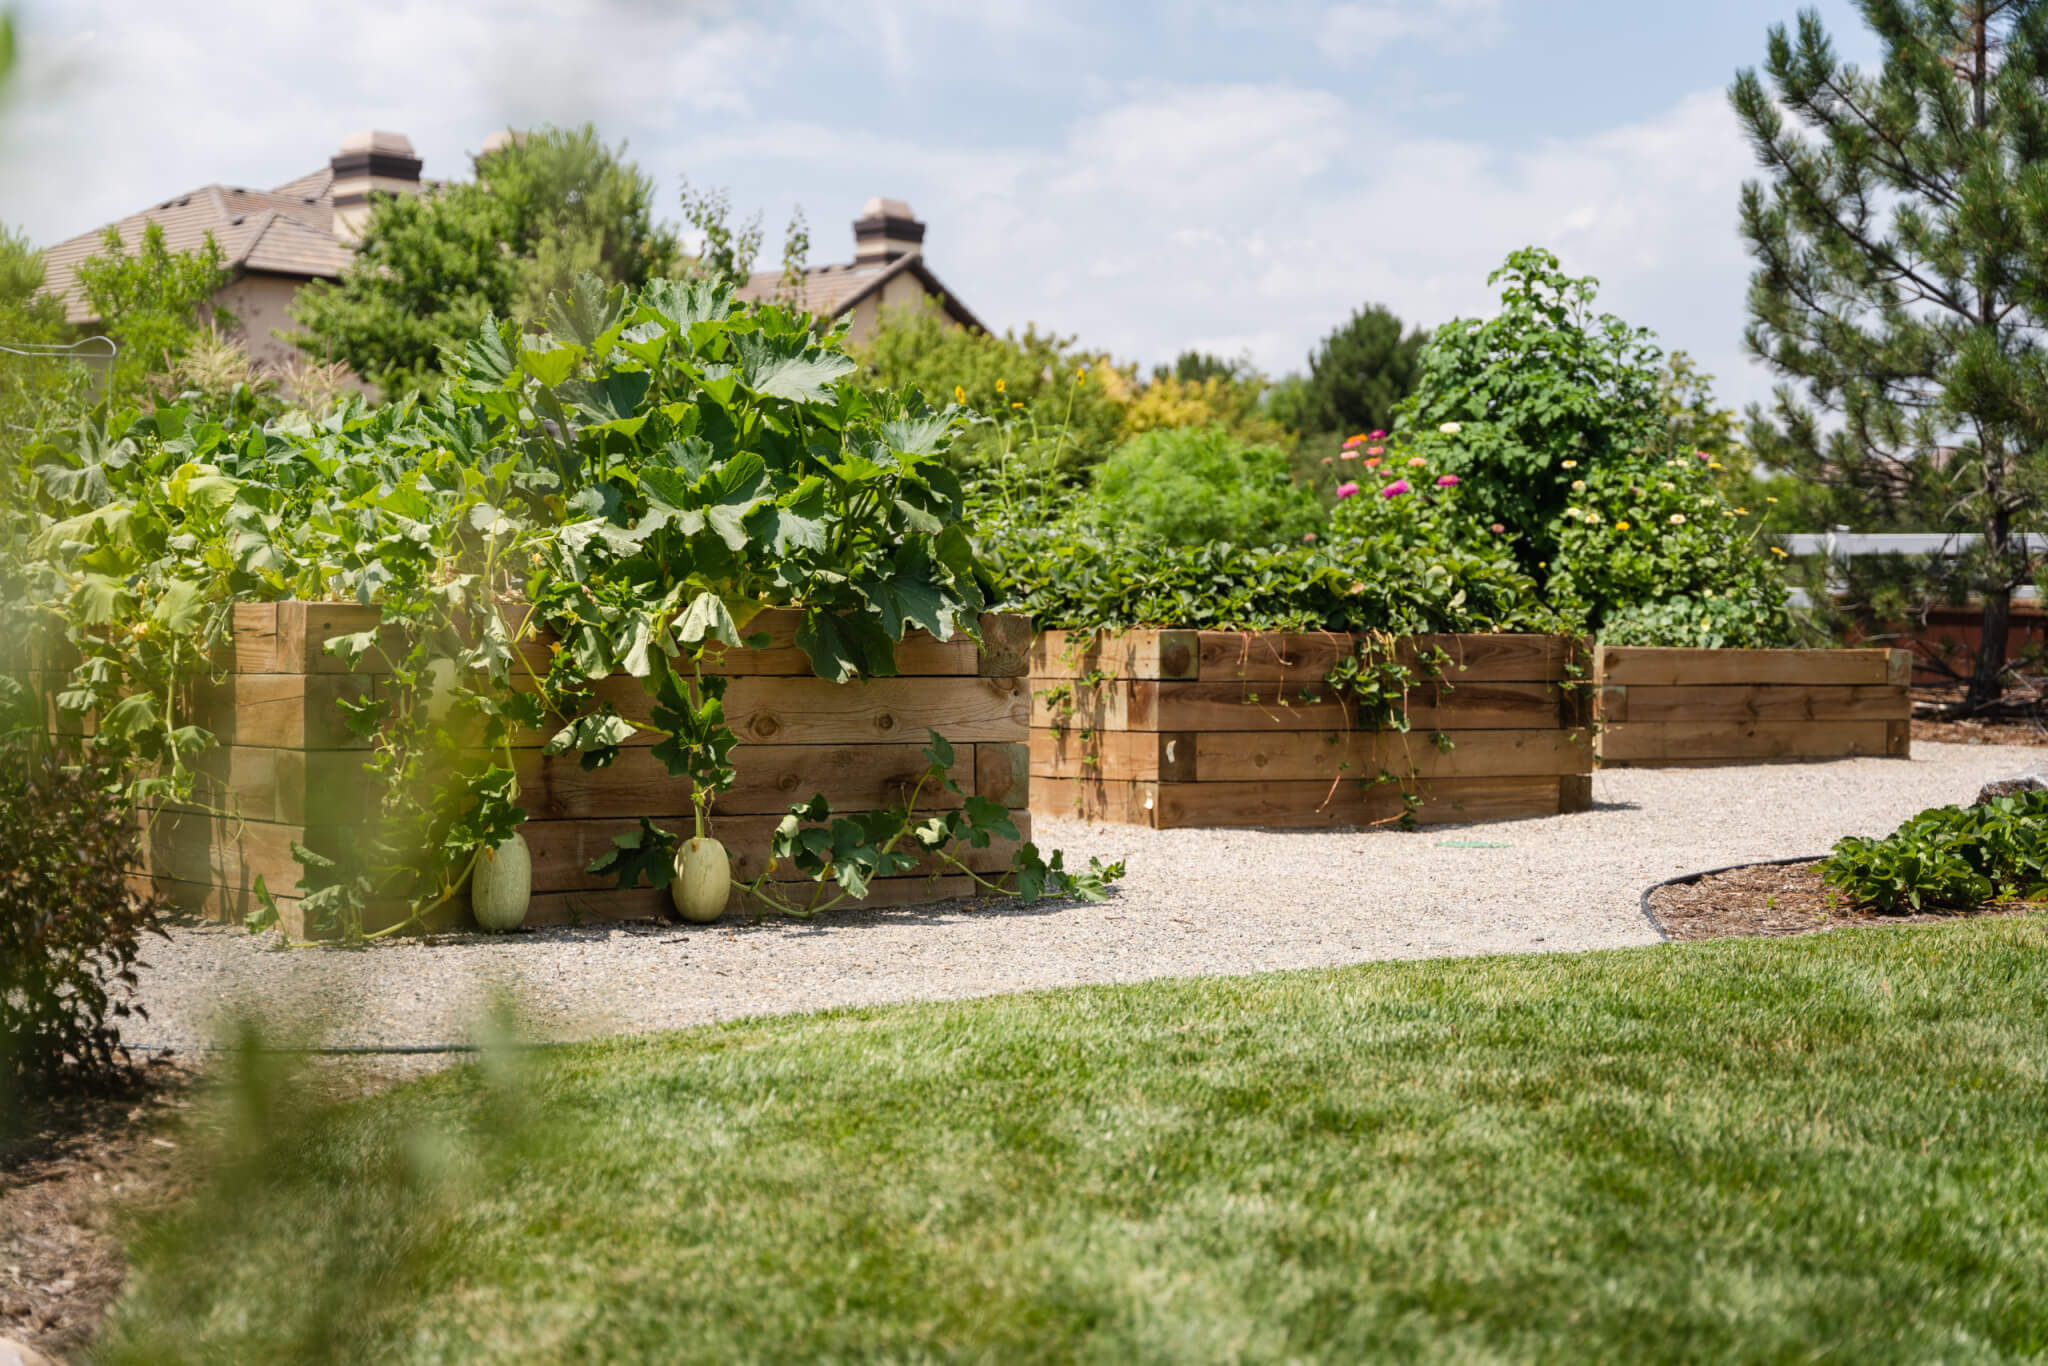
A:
1 1059 196 1361
1912 683 2048 747
1648 859 2042 941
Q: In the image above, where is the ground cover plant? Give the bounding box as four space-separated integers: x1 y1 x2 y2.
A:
97 918 2048 1362
3 273 1115 941
1819 788 2048 913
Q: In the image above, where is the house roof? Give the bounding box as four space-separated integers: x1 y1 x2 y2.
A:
736 251 986 335
39 171 355 325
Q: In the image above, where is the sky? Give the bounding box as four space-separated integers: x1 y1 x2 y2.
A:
2 0 1882 412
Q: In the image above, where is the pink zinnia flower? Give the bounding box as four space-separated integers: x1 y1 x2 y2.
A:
1381 480 1410 498
1303 531 1318 543
1336 482 1361 499
1695 451 1711 461
1435 474 1459 487
1343 434 1368 449
1366 445 1384 456
1408 457 1427 468
1339 450 1359 460
1321 456 1333 465
1363 457 1382 469
1369 429 1386 439
1489 522 1505 534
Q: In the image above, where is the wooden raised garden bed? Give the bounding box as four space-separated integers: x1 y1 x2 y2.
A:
1029 630 1593 828
1593 646 1912 766
129 602 1034 934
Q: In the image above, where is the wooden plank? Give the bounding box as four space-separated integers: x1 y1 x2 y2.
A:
973 742 1031 808
1029 728 1189 782
1400 634 1578 682
183 674 377 749
701 608 980 677
1560 774 1593 813
137 811 324 894
530 674 1029 747
511 743 971 820
976 613 1033 679
1030 775 1162 826
1598 647 1893 687
1031 630 1199 681
1189 728 1592 782
1193 631 1355 685
1599 684 1909 725
1599 719 1900 763
1033 679 1564 732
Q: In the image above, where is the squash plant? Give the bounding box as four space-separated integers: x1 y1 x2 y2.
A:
9 275 1118 942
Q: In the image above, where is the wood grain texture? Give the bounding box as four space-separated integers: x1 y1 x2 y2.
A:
1598 646 1894 687
1599 719 1903 763
512 743 971 820
973 742 1031 808
517 674 1029 747
1031 629 1199 681
1597 683 1909 725
1032 678 1564 732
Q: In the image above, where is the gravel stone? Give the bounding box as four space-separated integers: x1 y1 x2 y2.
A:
128 741 2033 1051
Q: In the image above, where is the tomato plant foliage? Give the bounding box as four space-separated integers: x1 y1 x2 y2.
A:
5 274 1115 940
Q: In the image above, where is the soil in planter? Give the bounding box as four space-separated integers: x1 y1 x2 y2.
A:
1648 860 2044 941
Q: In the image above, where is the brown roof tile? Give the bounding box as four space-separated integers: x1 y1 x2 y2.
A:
737 252 984 333
39 167 350 324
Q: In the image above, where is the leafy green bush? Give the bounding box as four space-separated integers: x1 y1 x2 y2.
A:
0 746 168 1096
1383 248 1788 644
1082 426 1320 548
1818 790 2048 912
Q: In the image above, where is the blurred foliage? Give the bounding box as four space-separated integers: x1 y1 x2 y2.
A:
1272 303 1428 443
75 221 230 401
855 305 1130 476
0 745 168 1102
1082 425 1320 549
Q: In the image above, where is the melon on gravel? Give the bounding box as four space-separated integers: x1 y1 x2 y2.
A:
471 833 532 932
671 836 731 923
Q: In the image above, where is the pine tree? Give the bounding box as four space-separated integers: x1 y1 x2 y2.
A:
1732 1 2048 710
1284 304 1429 438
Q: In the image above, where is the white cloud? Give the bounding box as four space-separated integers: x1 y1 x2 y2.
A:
1317 0 1506 60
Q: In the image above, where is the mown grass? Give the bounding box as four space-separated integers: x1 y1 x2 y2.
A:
99 918 2048 1363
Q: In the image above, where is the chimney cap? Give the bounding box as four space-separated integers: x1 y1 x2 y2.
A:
480 128 528 158
859 196 917 222
338 129 417 158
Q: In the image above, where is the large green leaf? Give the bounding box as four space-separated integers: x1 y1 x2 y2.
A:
734 332 857 403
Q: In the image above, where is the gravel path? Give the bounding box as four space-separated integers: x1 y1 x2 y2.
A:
129 741 2036 1050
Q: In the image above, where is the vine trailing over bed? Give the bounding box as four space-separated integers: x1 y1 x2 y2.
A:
5 274 1117 942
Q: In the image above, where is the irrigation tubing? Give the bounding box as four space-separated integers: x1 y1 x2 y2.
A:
115 856 1832 1057
1637 853 1827 939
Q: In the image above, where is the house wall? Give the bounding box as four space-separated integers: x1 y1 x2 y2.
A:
214 272 315 372
843 271 947 345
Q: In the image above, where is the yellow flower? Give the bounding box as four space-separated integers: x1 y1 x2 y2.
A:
1767 496 1778 503
1669 513 1687 524
1561 460 1577 469
995 378 1006 393
1011 401 1024 409
1709 461 1725 470
1615 520 1631 531
1734 507 1747 514
954 385 966 403
1771 546 1788 557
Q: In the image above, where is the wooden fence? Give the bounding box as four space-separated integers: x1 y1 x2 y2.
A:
1029 631 1593 828
1594 646 1913 766
127 602 1033 935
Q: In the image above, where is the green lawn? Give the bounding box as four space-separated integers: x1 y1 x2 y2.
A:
101 919 2048 1364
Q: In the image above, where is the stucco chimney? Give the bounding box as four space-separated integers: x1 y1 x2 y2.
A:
330 130 423 241
853 197 924 265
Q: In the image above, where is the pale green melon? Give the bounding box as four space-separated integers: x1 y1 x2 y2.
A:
470 832 532 932
671 836 731 924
